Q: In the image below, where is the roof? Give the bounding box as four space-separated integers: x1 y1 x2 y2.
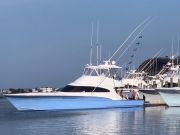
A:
85 60 121 69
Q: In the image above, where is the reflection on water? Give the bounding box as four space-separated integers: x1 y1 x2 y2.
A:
1 98 180 135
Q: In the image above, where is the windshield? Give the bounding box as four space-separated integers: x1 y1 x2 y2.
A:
126 73 147 79
84 67 121 78
84 68 98 76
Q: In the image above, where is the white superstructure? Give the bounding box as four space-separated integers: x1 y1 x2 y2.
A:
163 65 180 85
121 70 148 89
60 60 125 100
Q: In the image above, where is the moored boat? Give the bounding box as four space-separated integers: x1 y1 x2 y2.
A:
6 61 144 111
5 19 154 111
156 63 180 106
156 87 180 107
121 69 165 105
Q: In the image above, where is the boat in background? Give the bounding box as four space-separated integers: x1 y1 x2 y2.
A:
156 87 180 106
120 69 165 105
162 65 180 87
6 61 144 111
137 59 174 105
121 70 148 89
156 64 180 106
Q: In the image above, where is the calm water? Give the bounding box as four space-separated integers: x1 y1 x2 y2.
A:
1 98 180 135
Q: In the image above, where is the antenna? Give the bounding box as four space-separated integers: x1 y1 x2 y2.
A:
177 35 180 65
171 37 174 66
90 22 94 65
97 21 99 44
100 44 102 63
96 21 99 65
97 45 99 65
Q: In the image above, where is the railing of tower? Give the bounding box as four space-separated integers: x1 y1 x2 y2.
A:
83 62 121 78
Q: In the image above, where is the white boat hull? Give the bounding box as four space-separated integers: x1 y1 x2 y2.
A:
157 88 180 106
139 89 165 105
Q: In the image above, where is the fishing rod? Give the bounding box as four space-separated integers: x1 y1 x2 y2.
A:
110 18 154 77
144 49 165 73
108 16 152 61
115 18 154 63
91 17 154 92
139 48 164 73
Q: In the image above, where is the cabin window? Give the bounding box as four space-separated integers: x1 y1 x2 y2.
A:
109 68 118 76
177 70 180 75
167 70 176 77
128 74 133 79
84 68 91 75
90 69 98 76
100 69 109 76
84 67 121 79
84 68 98 76
61 85 110 92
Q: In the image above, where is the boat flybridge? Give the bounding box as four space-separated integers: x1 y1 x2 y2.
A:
5 60 144 111
61 60 123 93
121 70 148 89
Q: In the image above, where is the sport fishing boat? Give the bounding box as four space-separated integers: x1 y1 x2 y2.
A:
5 61 144 111
5 17 154 111
156 87 180 107
137 58 173 105
121 69 165 105
156 64 180 106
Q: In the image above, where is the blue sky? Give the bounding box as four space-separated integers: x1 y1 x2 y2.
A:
0 0 180 88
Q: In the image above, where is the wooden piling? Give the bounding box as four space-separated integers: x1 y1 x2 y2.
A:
160 80 163 87
178 78 180 87
170 78 173 87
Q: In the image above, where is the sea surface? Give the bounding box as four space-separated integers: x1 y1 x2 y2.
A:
1 98 180 135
